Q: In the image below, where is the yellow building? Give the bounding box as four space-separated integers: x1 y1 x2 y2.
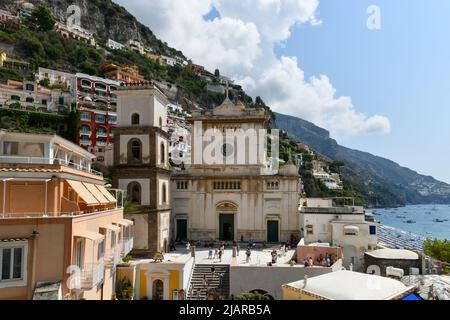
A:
117 254 194 300
145 52 165 65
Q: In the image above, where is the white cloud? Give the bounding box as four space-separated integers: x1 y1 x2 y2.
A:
114 0 390 137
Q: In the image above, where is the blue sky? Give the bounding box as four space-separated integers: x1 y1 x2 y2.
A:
117 0 450 183
277 0 450 182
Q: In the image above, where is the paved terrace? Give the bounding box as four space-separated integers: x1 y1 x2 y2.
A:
133 245 299 267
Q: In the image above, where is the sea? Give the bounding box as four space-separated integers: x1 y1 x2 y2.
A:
372 204 450 240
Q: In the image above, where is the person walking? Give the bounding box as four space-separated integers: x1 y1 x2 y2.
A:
208 247 213 259
246 248 251 264
218 248 223 262
213 248 218 260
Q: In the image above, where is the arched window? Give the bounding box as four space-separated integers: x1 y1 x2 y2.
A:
131 113 140 125
160 143 165 164
128 139 142 163
152 279 164 300
127 182 141 204
162 184 167 204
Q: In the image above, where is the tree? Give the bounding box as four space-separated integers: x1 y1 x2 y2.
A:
424 239 450 263
31 6 56 32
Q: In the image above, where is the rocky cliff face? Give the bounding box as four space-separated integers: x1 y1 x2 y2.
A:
3 0 184 57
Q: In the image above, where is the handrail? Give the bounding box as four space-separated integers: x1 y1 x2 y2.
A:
0 156 103 177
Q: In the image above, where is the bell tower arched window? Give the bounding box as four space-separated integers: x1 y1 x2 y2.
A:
128 139 142 163
162 184 167 204
127 182 141 204
160 143 165 164
131 113 140 126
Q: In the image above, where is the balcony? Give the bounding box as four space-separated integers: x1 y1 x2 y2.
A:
80 140 92 146
105 247 121 269
0 156 103 177
96 131 108 138
77 261 105 290
80 130 92 137
122 238 134 257
96 141 107 147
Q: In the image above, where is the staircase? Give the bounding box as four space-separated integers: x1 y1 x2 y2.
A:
187 264 230 300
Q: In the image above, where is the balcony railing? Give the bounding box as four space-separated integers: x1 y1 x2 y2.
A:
80 130 92 137
77 261 105 290
96 141 107 147
105 247 121 268
122 238 134 257
0 156 103 177
96 132 108 138
80 140 92 146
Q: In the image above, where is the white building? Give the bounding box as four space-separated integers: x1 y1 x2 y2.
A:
36 67 75 90
282 270 416 300
107 39 125 51
128 40 145 55
171 94 302 243
0 80 72 114
299 198 378 271
161 56 177 67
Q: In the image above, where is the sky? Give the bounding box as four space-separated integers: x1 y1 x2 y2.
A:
114 0 450 183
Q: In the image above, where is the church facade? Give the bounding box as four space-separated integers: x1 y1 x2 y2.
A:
171 95 302 243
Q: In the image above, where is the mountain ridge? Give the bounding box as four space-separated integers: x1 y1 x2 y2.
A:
275 112 450 207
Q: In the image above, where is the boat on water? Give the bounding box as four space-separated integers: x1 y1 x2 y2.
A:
425 212 432 215
396 215 406 219
372 212 382 216
404 220 416 224
434 219 445 223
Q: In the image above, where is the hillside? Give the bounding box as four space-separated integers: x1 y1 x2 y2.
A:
275 112 450 207
1 0 183 57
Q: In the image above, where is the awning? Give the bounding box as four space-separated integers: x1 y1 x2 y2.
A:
114 219 134 227
96 185 117 203
100 224 121 233
66 180 100 206
83 183 110 204
74 231 104 242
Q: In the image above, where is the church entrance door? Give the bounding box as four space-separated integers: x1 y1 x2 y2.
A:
219 214 234 241
267 220 279 243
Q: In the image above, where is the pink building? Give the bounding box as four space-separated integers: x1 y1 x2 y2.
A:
0 131 133 300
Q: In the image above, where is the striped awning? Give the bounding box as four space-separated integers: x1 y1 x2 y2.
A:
83 183 110 205
96 185 117 203
66 180 99 206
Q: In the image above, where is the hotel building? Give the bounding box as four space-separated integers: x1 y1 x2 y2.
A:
75 73 120 167
0 131 133 300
